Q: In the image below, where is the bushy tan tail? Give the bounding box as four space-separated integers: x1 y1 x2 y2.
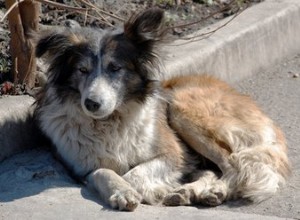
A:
223 144 290 202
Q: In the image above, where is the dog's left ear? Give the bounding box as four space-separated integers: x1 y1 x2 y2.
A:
124 8 165 44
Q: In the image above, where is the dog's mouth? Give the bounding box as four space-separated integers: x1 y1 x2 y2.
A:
81 106 114 120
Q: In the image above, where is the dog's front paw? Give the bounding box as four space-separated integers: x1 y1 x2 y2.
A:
109 189 142 211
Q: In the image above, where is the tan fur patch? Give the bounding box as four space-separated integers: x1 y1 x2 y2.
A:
164 74 290 202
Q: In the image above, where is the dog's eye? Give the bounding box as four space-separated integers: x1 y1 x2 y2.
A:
79 67 89 74
108 62 121 72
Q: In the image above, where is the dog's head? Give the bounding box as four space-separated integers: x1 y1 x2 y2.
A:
36 9 165 119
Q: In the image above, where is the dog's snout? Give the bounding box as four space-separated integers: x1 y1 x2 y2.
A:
84 98 101 112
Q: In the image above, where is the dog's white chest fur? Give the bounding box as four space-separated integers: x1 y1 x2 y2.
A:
39 93 158 176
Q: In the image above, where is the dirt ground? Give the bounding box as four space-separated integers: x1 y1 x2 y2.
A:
0 0 262 94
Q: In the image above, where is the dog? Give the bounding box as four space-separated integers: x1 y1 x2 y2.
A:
34 8 290 211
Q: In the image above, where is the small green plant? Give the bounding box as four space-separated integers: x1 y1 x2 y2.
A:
235 0 247 7
193 0 214 5
193 0 246 6
0 58 11 74
155 0 175 5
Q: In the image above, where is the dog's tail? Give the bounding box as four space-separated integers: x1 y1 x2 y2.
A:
224 138 290 202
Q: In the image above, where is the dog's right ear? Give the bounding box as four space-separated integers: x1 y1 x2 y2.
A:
124 8 165 45
35 30 85 58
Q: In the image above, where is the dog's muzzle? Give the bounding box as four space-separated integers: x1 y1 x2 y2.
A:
80 77 118 119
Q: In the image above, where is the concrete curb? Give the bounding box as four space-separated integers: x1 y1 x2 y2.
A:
164 0 300 82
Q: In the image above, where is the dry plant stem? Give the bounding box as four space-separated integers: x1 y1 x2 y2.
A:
167 8 244 47
170 0 236 30
5 0 39 88
1 0 124 26
35 0 88 12
1 0 25 22
73 0 114 27
75 10 114 27
165 0 248 46
77 0 124 22
19 0 40 86
1 0 87 23
186 10 240 41
94 10 114 27
13 57 18 85
187 12 241 41
38 0 125 24
13 57 19 95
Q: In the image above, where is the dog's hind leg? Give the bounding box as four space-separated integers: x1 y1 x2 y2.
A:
166 83 290 203
167 102 232 174
163 170 227 206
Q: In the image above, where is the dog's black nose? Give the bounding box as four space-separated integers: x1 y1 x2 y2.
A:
84 98 100 112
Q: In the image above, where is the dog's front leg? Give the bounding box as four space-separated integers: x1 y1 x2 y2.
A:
122 157 181 205
87 168 142 211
